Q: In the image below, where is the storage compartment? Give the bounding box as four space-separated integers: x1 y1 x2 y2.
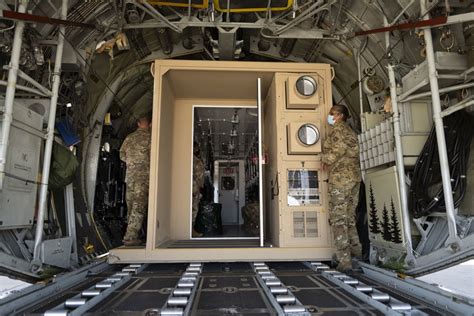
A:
109 60 334 263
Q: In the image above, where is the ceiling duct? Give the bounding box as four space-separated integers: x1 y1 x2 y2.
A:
157 28 173 55
126 6 141 24
279 38 297 58
257 38 271 51
182 28 195 50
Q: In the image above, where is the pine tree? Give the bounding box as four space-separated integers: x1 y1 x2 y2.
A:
368 183 381 234
390 197 403 243
380 204 392 241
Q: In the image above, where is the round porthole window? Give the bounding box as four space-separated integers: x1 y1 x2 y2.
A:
295 76 317 97
297 124 320 146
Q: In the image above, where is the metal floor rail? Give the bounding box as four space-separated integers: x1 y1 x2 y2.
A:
43 263 147 315
2 261 459 315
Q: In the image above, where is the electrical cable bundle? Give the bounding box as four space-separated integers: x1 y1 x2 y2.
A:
409 110 474 218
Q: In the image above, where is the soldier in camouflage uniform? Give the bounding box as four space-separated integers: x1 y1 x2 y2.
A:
242 202 260 236
322 105 362 272
192 143 205 237
242 187 259 236
120 114 152 246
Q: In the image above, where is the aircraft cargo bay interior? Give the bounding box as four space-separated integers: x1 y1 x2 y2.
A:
0 1 473 315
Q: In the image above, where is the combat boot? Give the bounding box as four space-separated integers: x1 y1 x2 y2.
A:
123 239 142 246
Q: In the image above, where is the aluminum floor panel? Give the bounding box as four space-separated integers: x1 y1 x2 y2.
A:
16 262 454 315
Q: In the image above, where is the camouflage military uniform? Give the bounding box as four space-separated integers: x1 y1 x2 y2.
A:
322 121 362 271
192 155 205 225
242 202 260 236
120 128 151 241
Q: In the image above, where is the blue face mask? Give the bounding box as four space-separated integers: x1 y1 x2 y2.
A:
327 115 335 125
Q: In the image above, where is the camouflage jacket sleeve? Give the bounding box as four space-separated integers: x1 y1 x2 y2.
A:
119 137 129 163
322 125 347 166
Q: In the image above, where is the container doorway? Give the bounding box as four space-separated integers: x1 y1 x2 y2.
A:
191 106 261 241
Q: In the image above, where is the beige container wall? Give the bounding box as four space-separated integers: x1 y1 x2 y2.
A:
148 73 176 248
112 60 336 263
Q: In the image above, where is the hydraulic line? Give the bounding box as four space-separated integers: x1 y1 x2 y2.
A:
409 110 474 218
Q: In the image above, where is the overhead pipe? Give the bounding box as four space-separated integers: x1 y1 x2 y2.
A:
32 0 68 270
400 82 474 102
420 0 460 249
279 38 297 58
157 28 173 54
15 68 53 96
355 12 474 38
0 0 28 191
384 16 416 266
1 8 95 29
355 16 447 37
0 80 48 97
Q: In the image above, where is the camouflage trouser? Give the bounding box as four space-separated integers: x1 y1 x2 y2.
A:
242 203 259 236
124 180 149 241
192 179 201 225
328 182 362 269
